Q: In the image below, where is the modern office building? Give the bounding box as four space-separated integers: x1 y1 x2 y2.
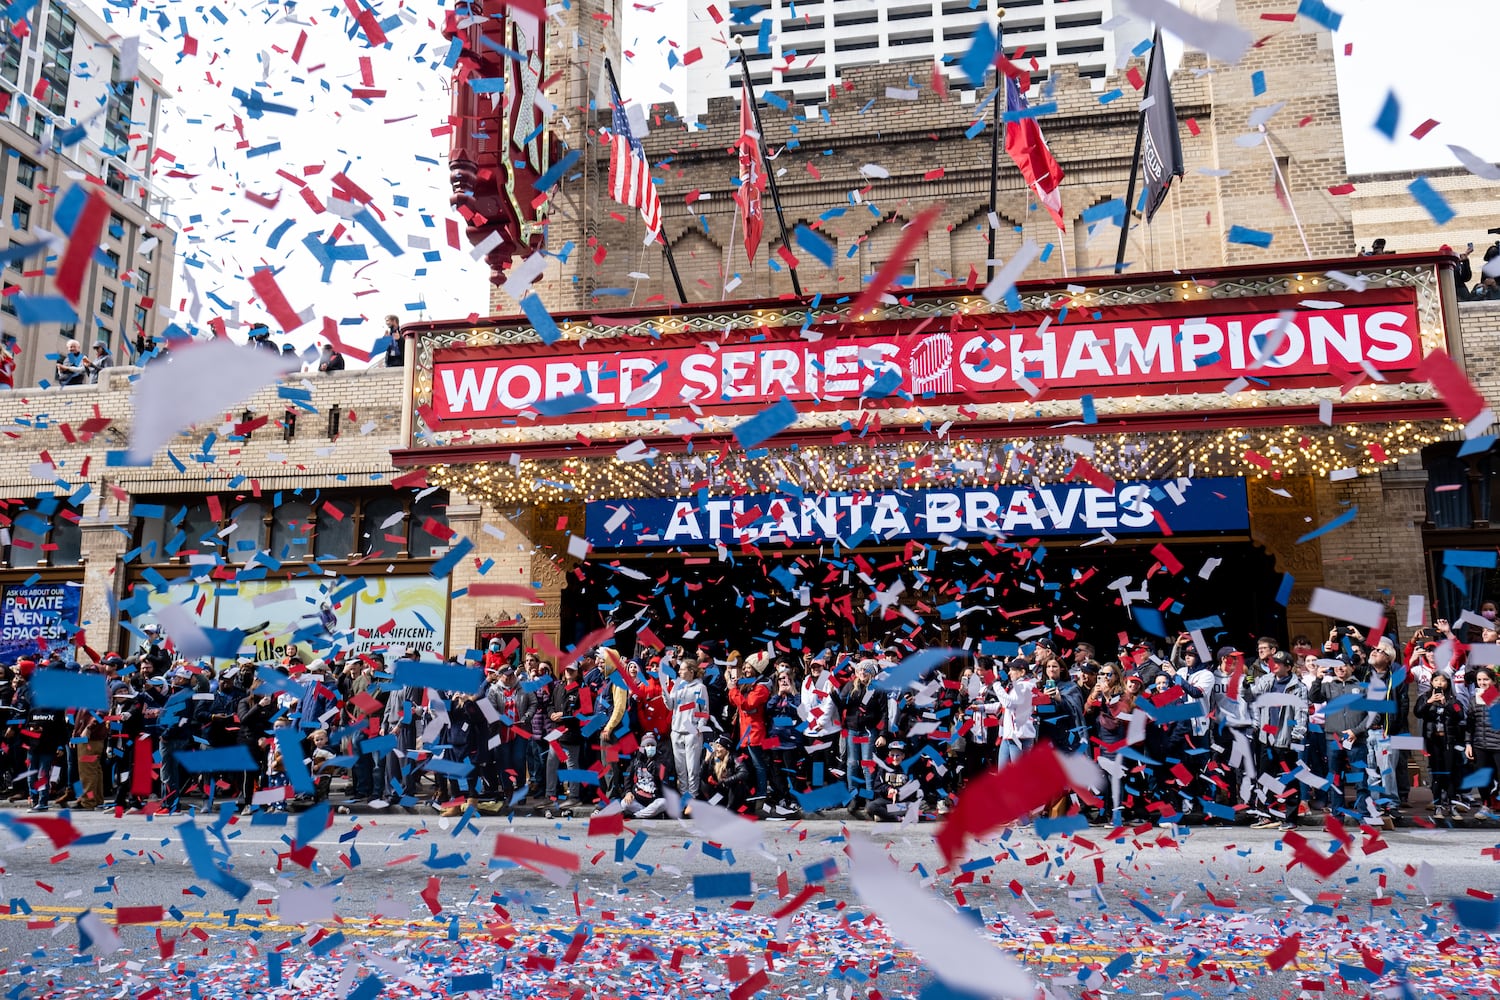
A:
681 0 1128 123
0 0 176 388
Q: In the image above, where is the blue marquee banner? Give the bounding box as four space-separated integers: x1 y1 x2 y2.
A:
585 478 1250 549
0 582 83 661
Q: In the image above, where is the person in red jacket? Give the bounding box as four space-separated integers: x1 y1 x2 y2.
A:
726 651 773 803
630 658 672 738
482 638 507 674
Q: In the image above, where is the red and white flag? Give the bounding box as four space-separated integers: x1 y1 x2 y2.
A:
607 75 661 239
734 81 765 263
1003 76 1066 231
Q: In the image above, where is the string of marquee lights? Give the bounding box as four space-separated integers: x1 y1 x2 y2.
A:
426 420 1455 508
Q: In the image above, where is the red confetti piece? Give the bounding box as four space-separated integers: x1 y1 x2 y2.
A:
116 906 165 925
248 268 305 334
494 833 581 872
1125 66 1144 90
935 745 1081 866
1266 931 1301 970
1410 118 1439 139
1415 348 1489 422
1327 183 1355 195
55 190 110 306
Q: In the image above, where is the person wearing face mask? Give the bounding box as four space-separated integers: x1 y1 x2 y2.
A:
1464 667 1500 816
486 664 534 803
1415 670 1466 820
616 731 673 818
483 638 507 673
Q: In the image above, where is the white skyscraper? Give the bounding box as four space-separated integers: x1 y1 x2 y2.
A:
682 0 1131 122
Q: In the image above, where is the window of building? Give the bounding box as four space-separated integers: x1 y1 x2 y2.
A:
833 33 879 49
0 18 20 86
409 492 450 558
315 498 357 560
15 157 38 190
103 249 120 277
833 12 877 27
887 5 930 20
109 212 126 239
2 497 83 567
1055 38 1104 56
40 6 75 117
270 500 314 560
107 56 136 153
100 288 117 317
362 495 406 558
889 30 933 45
134 305 148 330
1055 11 1103 29
11 197 30 232
136 268 152 297
131 491 449 565
6 240 21 272
106 164 127 195
0 287 15 315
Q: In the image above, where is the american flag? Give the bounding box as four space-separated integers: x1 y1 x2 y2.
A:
606 74 661 239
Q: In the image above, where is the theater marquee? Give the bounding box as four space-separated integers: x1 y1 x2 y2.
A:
396 254 1461 468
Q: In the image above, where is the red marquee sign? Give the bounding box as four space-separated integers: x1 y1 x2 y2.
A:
429 287 1424 426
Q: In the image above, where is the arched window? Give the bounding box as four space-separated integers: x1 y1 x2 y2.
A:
271 500 314 561
315 498 356 561
182 502 219 557
226 502 268 564
361 495 406 558
50 510 82 565
410 492 450 558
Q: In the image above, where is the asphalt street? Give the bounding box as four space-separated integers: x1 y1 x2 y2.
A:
0 809 1495 998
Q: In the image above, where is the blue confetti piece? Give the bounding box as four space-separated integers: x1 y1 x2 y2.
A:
876 648 964 691
1226 225 1273 247
555 768 600 786
756 17 771 53
1445 549 1498 569
1081 199 1125 227
1296 505 1357 543
959 20 996 88
1374 90 1399 140
450 972 494 992
467 77 505 94
429 535 474 581
532 391 596 417
13 295 78 325
1275 573 1294 606
442 35 463 68
535 148 581 193
1251 70 1266 96
1459 435 1496 457
1098 88 1123 104
1132 605 1166 636
520 293 562 345
1297 0 1343 31
174 746 259 772
353 208 404 258
794 224 835 268
29 669 107 710
1080 394 1096 424
693 872 751 899
733 398 798 449
1407 176 1455 225
392 660 483 693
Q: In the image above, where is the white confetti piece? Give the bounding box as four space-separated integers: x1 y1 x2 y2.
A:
1448 144 1500 181
848 836 1035 1000
983 239 1040 305
1124 0 1252 64
129 340 294 463
1307 587 1383 628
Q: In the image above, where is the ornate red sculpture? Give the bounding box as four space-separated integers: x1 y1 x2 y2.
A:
443 1 550 284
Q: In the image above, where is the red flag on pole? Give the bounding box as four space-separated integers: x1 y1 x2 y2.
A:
734 81 765 264
1003 77 1066 231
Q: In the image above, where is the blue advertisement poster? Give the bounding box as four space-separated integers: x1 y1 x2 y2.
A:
586 478 1250 550
0 582 83 661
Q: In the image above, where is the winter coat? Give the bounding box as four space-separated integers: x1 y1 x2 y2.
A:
1036 678 1086 751
994 679 1038 742
1413 690 1465 749
1365 667 1411 737
1247 672 1308 749
837 680 887 733
726 678 771 747
664 677 709 736
1466 695 1500 751
800 673 843 738
1307 675 1371 736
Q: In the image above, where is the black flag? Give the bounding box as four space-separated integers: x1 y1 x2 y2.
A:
1140 30 1184 223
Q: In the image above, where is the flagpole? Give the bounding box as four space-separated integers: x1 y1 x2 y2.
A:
1262 127 1312 258
736 47 802 297
722 203 739 302
1114 32 1159 275
986 8 1006 284
603 57 688 304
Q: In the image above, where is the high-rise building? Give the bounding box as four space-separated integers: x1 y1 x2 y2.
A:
681 0 1128 123
0 0 175 388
